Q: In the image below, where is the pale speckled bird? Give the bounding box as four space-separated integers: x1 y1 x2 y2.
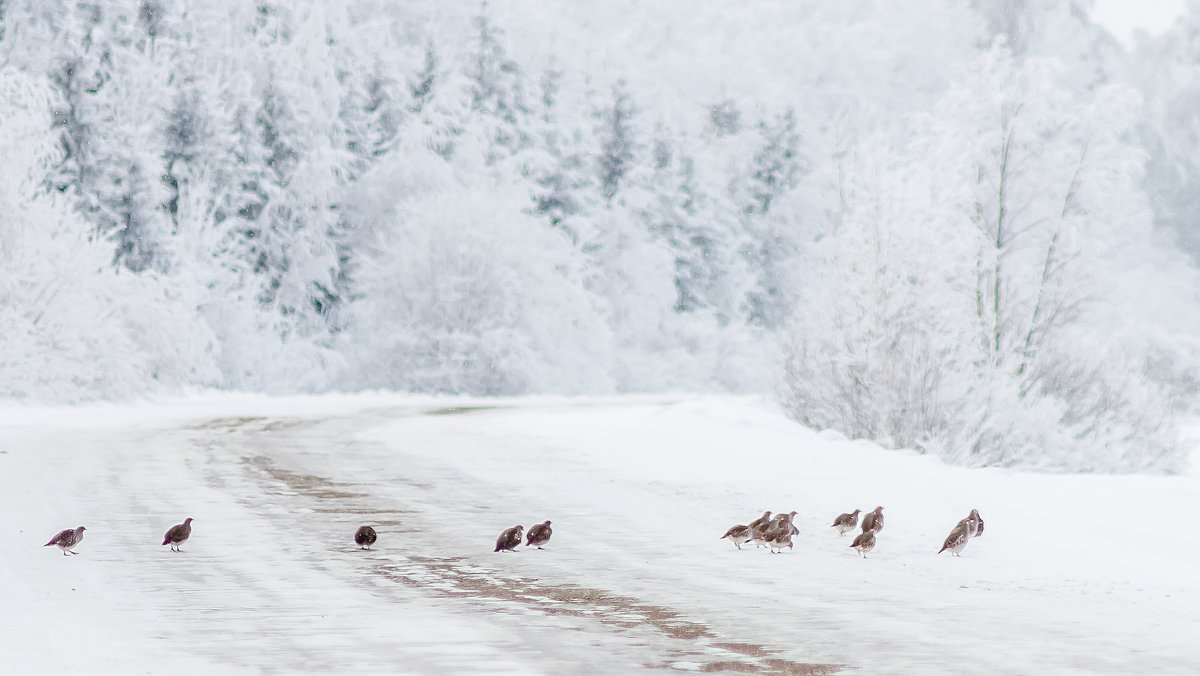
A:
766 525 793 554
773 511 799 536
831 509 860 536
162 518 193 552
45 526 86 556
746 511 772 532
720 524 753 550
861 506 884 534
958 509 984 538
850 529 876 558
939 520 972 557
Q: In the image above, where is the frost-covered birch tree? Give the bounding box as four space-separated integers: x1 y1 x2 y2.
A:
782 44 1187 471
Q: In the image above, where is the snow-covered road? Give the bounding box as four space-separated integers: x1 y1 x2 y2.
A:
2 395 1198 674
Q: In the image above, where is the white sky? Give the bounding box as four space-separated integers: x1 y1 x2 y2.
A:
1092 0 1188 45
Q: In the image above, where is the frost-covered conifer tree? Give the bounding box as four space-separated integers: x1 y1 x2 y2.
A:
740 107 806 329
0 66 217 401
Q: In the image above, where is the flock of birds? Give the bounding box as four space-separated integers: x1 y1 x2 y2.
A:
720 506 986 558
44 517 194 556
494 521 554 552
45 508 981 560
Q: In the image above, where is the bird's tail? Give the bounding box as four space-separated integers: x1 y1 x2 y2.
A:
43 540 55 547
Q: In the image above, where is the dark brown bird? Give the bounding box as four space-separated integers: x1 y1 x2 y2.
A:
354 525 377 549
162 517 193 552
939 521 972 556
720 524 753 550
831 509 860 536
494 525 523 552
850 529 876 558
958 509 984 537
526 520 552 549
45 526 86 556
861 506 884 534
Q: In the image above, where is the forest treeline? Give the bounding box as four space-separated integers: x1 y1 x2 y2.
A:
2 1 1199 471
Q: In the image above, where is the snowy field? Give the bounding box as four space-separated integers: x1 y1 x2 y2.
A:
2 394 1198 675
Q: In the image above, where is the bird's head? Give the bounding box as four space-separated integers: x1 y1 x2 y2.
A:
77 526 87 532
184 517 194 524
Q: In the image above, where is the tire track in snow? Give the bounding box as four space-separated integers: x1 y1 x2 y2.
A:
195 411 843 674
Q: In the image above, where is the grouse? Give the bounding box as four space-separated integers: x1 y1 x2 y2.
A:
766 525 794 554
850 529 876 558
774 511 800 536
494 525 524 552
747 511 772 532
861 506 884 534
720 524 753 550
958 509 984 538
939 520 972 557
163 517 193 552
45 526 86 556
526 520 553 549
354 525 378 549
831 509 860 536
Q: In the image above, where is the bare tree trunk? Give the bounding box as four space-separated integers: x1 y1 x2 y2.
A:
994 120 1017 360
1018 135 1088 377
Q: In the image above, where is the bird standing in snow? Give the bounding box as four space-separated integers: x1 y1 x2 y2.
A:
939 520 972 556
958 509 984 538
720 524 753 550
831 509 860 536
45 526 86 556
747 510 772 532
354 525 377 549
766 525 793 554
850 529 876 558
526 520 553 549
861 506 884 534
494 525 523 552
163 517 193 552
744 511 776 548
773 510 799 536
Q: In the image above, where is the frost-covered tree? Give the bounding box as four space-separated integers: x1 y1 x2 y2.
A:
781 44 1188 471
344 149 612 394
596 81 638 202
0 66 217 401
466 11 531 164
740 107 807 329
